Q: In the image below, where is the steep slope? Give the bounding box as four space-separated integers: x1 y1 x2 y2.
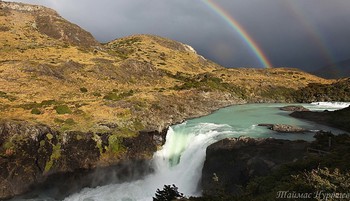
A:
0 1 336 199
293 78 350 102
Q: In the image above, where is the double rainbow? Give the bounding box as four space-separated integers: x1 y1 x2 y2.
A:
282 1 333 66
201 0 273 68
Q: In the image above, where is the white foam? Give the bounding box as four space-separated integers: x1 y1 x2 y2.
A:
64 123 235 201
309 102 350 111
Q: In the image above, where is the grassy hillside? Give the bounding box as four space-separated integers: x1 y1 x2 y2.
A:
0 1 332 136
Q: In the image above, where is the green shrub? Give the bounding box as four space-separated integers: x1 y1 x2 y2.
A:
80 87 88 93
93 92 102 97
31 108 42 115
21 100 58 110
0 91 7 98
108 135 122 152
103 90 134 101
54 118 65 123
54 105 72 114
65 118 76 125
0 91 16 101
153 184 184 201
41 99 57 106
20 102 40 110
103 93 120 101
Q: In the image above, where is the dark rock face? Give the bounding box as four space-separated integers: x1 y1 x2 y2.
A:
202 137 309 196
0 121 55 198
0 121 164 199
16 160 152 200
280 105 310 112
122 129 167 160
290 106 350 132
258 124 308 133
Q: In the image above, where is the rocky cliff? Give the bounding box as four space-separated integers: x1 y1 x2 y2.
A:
200 132 350 201
290 106 350 132
202 137 309 197
0 121 166 199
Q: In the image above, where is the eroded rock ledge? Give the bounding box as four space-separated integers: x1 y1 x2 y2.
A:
0 121 166 199
201 137 309 196
290 106 350 132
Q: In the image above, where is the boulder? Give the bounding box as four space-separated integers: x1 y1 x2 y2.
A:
280 105 310 112
258 123 308 133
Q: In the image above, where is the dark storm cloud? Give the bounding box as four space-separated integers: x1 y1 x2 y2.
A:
6 0 350 70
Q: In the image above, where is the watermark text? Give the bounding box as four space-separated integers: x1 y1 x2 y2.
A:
276 191 350 200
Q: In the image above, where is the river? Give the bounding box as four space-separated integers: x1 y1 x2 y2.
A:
13 102 349 201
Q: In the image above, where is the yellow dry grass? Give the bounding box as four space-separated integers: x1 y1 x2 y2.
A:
0 5 333 133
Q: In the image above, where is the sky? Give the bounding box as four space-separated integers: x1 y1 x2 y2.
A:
5 0 350 71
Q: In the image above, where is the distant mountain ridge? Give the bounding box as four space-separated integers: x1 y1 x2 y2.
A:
313 58 350 79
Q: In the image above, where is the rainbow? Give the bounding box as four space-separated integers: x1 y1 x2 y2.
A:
282 1 334 66
201 0 273 68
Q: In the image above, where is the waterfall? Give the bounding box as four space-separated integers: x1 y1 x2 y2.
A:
64 122 236 201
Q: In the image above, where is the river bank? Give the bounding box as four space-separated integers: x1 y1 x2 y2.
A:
44 102 348 201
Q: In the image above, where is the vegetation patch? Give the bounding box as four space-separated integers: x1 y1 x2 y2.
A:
260 86 295 102
169 72 246 97
54 118 77 131
103 90 134 101
93 92 102 97
20 99 59 110
31 108 42 115
107 135 123 153
0 25 10 32
64 118 76 125
79 87 88 93
54 105 72 114
119 38 141 46
44 143 61 173
293 78 350 102
0 91 16 101
93 134 104 154
54 118 65 124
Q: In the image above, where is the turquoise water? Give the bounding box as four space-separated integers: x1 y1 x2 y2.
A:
183 103 347 142
13 103 349 201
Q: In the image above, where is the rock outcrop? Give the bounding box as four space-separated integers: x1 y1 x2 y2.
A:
202 137 309 196
258 124 308 133
0 1 99 48
290 106 350 132
0 121 165 199
280 105 310 112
